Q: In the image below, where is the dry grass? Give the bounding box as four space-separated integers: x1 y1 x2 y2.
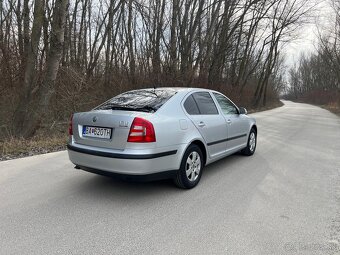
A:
0 134 68 161
247 100 284 114
322 102 340 116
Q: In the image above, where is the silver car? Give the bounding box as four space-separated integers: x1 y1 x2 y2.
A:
67 88 257 188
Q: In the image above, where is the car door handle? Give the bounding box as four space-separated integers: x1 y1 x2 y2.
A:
198 121 206 127
226 119 232 125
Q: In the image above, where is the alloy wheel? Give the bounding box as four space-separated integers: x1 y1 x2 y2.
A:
185 151 201 182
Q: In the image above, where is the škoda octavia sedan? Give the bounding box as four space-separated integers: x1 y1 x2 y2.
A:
67 88 257 188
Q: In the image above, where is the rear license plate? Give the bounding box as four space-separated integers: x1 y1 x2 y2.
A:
82 126 112 139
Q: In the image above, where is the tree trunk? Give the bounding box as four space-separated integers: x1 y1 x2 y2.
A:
127 0 135 82
15 0 68 138
12 0 45 136
169 0 178 76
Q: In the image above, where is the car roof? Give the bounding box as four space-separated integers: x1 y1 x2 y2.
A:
134 87 216 93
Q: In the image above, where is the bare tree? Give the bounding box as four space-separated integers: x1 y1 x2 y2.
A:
286 0 340 107
12 0 45 135
0 0 314 138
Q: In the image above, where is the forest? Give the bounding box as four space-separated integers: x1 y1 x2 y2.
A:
0 0 338 156
285 0 340 111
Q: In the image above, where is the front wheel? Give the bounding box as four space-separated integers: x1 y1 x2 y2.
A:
241 128 257 156
174 144 203 189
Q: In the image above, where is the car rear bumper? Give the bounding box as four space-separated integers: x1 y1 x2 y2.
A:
67 143 184 176
76 166 177 181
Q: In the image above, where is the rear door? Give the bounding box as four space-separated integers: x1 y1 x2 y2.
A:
212 93 248 151
183 92 228 158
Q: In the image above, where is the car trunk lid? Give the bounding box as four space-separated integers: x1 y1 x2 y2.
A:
72 110 149 150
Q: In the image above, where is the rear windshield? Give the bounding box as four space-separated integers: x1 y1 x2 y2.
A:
94 89 177 113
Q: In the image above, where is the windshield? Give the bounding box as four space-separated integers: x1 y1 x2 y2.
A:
94 89 177 113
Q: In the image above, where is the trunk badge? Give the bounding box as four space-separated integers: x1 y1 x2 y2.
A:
119 121 129 127
93 116 97 122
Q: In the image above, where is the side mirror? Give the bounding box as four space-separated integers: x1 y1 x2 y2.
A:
239 107 247 115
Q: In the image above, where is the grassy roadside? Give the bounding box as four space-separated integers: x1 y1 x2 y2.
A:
247 100 284 114
0 134 68 161
321 103 340 117
0 101 283 162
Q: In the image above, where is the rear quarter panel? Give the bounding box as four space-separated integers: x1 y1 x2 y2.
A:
148 92 207 169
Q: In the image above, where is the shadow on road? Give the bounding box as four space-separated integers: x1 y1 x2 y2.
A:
71 153 255 203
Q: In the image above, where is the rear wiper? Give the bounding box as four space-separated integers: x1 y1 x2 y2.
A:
109 105 156 113
136 105 156 112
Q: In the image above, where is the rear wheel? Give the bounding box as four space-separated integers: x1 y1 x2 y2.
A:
241 128 257 156
174 144 203 189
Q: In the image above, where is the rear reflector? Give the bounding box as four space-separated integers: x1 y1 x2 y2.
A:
127 117 156 143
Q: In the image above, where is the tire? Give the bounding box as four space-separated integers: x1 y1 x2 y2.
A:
241 128 257 156
174 144 203 189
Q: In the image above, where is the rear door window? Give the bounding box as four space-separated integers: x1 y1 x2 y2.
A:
192 92 218 115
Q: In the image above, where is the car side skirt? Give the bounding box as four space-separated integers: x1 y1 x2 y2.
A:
207 134 247 146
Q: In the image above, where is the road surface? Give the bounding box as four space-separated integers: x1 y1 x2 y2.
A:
1 101 340 255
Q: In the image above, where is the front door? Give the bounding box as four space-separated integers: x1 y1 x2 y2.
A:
212 93 248 151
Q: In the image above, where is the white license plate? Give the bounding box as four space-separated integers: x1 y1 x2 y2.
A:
82 126 112 139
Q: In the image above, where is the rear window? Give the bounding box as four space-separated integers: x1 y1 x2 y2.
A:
95 89 177 112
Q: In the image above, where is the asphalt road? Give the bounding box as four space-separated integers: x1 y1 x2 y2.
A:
1 101 340 255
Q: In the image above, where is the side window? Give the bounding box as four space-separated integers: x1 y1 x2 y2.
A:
184 95 200 115
192 92 218 115
213 93 238 115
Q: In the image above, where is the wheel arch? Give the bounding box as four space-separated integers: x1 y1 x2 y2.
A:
185 139 207 166
251 124 257 134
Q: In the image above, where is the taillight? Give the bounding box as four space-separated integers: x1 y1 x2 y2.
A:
127 117 156 143
68 114 73 136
